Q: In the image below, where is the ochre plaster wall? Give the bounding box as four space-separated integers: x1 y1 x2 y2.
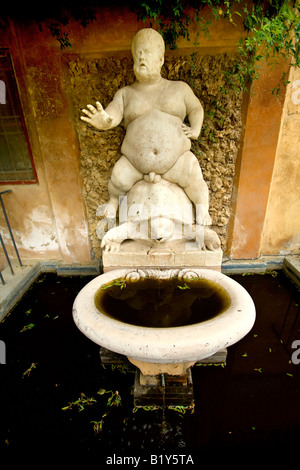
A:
0 18 91 263
259 66 300 255
228 57 290 259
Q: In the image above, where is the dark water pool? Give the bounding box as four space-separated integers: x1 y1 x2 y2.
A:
95 276 231 327
0 270 299 464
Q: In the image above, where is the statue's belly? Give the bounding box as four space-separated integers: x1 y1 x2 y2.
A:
121 109 191 174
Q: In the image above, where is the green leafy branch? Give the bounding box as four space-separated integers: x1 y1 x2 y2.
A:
132 0 300 94
235 0 300 94
9 0 297 94
133 0 191 49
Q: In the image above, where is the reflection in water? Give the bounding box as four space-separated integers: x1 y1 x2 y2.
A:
94 277 231 328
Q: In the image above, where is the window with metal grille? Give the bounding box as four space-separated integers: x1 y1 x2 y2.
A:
0 49 37 184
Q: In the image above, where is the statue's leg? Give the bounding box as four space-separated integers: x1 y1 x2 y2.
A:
162 151 212 225
96 155 143 225
107 155 143 209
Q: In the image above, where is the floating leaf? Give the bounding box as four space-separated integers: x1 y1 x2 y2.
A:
177 283 190 290
20 323 35 333
22 362 37 378
91 419 104 433
107 391 121 407
62 392 97 412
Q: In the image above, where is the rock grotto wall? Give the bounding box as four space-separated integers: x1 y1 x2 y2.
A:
69 54 243 258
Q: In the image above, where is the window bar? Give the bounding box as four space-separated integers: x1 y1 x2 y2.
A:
0 190 22 267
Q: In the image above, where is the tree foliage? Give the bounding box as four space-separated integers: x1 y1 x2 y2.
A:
2 0 298 92
130 0 299 93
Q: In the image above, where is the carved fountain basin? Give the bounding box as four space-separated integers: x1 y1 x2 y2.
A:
72 268 256 375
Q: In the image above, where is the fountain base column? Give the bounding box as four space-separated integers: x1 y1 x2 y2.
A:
134 369 195 408
99 346 228 408
128 358 196 377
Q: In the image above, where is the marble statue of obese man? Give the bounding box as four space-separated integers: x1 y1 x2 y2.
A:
81 28 220 249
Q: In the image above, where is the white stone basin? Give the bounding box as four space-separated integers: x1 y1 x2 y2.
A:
72 268 256 369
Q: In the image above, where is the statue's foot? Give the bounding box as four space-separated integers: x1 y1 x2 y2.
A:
203 226 221 251
101 238 121 253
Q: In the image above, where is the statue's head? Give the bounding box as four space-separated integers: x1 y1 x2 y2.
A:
131 28 165 83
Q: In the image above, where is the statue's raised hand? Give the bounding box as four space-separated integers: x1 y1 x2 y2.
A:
81 101 113 130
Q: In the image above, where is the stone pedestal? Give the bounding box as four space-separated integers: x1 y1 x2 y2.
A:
134 368 195 408
102 239 223 272
99 346 227 408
